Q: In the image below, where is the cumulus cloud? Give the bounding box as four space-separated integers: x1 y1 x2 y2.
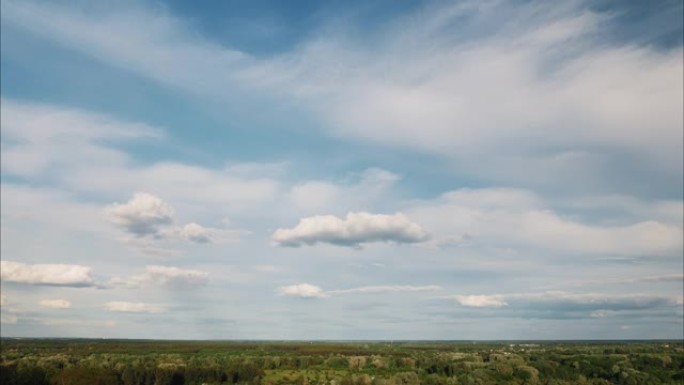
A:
0 261 95 287
273 212 429 248
102 193 246 252
104 194 243 246
179 223 212 243
277 283 328 298
110 265 209 289
38 299 72 309
104 301 166 313
104 193 174 237
453 295 508 308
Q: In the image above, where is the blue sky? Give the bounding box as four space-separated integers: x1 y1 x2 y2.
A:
0 0 682 340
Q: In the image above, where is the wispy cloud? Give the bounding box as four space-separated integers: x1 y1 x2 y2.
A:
38 299 72 309
104 301 166 314
409 188 682 257
244 1 683 192
278 283 441 298
40 319 116 327
0 97 160 178
0 0 251 96
1 99 280 211
287 168 401 215
444 291 682 319
561 274 684 289
110 265 209 289
2 0 681 195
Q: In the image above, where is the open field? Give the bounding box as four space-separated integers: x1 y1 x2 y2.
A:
1 339 683 385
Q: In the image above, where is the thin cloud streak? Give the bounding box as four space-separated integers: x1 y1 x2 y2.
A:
278 284 442 298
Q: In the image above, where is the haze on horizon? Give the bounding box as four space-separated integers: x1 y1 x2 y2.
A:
0 0 682 340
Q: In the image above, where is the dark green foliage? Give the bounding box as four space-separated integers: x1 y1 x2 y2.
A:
1 339 682 385
57 366 120 385
0 363 50 385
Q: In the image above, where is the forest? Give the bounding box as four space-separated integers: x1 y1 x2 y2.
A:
1 339 682 385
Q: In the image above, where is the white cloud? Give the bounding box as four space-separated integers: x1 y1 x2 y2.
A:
0 98 160 178
104 193 174 237
117 163 279 211
273 212 429 248
409 188 683 256
0 0 250 98
288 168 401 215
278 284 441 298
289 182 340 213
246 3 682 191
590 310 617 318
38 299 72 309
0 261 95 287
179 223 212 243
124 243 185 259
104 193 246 248
1 99 279 223
3 1 680 195
1 0 681 339
104 301 166 313
453 295 509 308
448 291 681 312
110 265 209 289
0 184 113 236
277 283 328 298
165 222 244 244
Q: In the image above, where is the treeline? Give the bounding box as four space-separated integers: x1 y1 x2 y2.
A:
1 340 683 385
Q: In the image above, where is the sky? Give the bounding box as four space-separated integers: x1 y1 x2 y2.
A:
0 0 682 340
